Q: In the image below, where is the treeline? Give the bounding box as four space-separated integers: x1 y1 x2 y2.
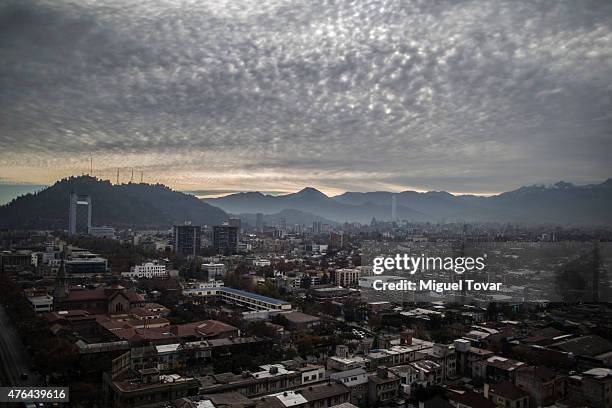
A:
67 235 159 272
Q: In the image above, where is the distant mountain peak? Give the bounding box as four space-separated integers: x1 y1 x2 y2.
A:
552 181 575 189
600 178 612 187
292 187 328 199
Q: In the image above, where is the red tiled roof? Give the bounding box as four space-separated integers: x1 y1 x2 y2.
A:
173 320 238 339
99 319 133 331
65 287 108 302
130 307 158 317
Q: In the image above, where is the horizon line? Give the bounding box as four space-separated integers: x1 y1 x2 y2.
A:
2 174 610 203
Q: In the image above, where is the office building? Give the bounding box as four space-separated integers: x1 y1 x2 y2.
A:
183 286 291 312
88 226 116 239
121 261 167 279
228 217 241 230
228 217 241 240
65 254 108 274
256 213 264 232
68 192 92 235
213 224 238 255
173 224 201 257
334 268 361 287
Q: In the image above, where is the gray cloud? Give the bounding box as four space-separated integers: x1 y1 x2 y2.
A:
1 0 611 194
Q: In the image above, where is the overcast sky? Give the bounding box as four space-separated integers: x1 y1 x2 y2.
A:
1 0 611 197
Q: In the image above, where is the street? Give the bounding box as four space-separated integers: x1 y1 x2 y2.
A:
0 305 38 387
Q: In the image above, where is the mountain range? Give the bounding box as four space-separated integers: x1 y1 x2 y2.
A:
2 177 611 229
205 180 612 225
0 176 227 230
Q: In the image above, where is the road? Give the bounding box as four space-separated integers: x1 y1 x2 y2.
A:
0 305 38 387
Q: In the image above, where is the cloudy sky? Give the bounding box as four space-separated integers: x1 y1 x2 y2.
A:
1 0 611 198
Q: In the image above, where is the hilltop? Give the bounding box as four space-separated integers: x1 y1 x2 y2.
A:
0 176 227 230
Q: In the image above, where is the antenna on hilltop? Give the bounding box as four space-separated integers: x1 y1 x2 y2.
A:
131 168 134 183
140 171 143 183
116 169 120 184
90 156 93 175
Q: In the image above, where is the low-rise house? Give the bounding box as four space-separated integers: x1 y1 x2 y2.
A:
485 382 530 408
515 365 565 407
409 360 443 387
454 339 494 377
474 356 525 383
566 368 612 408
327 356 369 372
389 365 424 398
367 367 400 407
257 382 350 408
446 389 496 408
103 368 199 408
330 368 368 406
424 343 456 380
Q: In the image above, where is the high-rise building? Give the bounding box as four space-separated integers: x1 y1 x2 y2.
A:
391 194 397 222
213 224 238 255
68 192 92 235
228 217 241 230
329 231 344 249
255 213 264 232
173 224 201 257
228 217 241 240
312 221 322 234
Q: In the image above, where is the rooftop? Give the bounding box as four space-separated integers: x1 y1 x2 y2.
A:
488 382 529 400
282 312 320 324
486 356 525 371
552 335 612 357
220 287 289 306
299 383 349 401
582 367 612 379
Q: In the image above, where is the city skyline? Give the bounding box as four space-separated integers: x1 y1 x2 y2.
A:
1 0 611 195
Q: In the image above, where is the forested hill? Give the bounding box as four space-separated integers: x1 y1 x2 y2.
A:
0 176 227 230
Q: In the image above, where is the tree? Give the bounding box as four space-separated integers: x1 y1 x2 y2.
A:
256 281 281 299
247 321 277 338
271 314 290 328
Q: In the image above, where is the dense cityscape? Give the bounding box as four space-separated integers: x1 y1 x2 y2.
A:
1 177 612 408
2 0 612 407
